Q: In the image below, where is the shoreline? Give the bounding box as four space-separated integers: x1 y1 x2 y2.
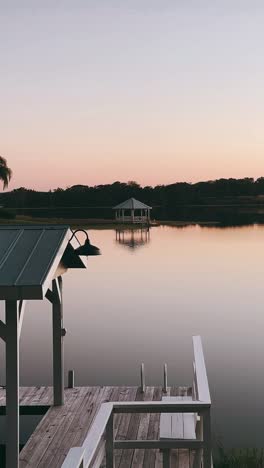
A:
0 216 222 228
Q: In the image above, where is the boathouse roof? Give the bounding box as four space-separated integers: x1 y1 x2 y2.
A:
0 225 86 300
113 197 152 210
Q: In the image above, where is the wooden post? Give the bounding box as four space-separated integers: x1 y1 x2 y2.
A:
193 412 203 468
105 413 114 468
52 277 64 406
68 370 75 389
162 449 170 468
163 363 168 393
203 409 212 468
5 300 19 468
140 363 145 393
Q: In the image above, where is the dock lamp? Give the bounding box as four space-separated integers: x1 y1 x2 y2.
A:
70 229 101 256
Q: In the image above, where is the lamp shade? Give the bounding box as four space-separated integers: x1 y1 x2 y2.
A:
75 238 101 256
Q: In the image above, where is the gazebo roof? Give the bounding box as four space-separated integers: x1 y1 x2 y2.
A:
0 225 86 300
113 198 152 210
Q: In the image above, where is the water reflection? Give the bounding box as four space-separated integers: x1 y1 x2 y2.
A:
1 225 264 448
115 228 150 250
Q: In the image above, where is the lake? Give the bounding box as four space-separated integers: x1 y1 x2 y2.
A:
0 224 263 448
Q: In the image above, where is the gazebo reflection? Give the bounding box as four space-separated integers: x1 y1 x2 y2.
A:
115 228 150 250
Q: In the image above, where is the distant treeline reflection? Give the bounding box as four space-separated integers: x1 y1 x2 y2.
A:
2 178 264 224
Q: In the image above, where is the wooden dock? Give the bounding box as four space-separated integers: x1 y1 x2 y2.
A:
0 385 194 468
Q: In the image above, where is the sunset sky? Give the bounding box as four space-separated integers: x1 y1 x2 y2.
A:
1 1 264 190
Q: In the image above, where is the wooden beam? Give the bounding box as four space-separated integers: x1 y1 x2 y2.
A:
140 363 145 393
105 413 114 468
0 405 50 416
46 278 62 305
5 300 19 468
0 320 6 342
82 402 113 467
114 439 204 450
53 277 62 304
163 363 168 393
192 336 211 404
61 447 85 468
45 289 56 304
45 288 55 304
45 276 62 304
202 408 212 468
18 300 26 338
113 401 209 413
52 277 64 405
162 450 171 468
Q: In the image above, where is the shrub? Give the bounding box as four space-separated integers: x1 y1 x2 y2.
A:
214 447 264 468
0 208 16 219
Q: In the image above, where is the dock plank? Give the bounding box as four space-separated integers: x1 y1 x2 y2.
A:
118 386 150 468
100 387 136 468
0 385 193 468
34 387 92 468
112 386 138 468
144 386 164 468
131 386 155 467
20 387 86 468
99 386 125 468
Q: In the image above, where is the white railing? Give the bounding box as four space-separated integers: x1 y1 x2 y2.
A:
61 336 212 468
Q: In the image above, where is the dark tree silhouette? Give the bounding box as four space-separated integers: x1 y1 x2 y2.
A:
0 156 12 189
1 176 264 225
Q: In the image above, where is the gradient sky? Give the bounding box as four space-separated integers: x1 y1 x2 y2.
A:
1 1 264 190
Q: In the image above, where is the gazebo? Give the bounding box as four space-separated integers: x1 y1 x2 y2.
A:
0 225 99 468
113 198 152 224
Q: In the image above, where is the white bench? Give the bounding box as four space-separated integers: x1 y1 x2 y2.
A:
160 396 197 468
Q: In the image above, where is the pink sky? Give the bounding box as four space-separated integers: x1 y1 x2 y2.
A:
2 3 264 191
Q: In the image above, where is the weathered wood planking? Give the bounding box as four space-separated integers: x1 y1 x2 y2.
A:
160 396 196 439
0 386 193 467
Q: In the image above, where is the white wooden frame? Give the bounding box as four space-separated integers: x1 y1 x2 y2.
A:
0 277 65 468
61 336 212 468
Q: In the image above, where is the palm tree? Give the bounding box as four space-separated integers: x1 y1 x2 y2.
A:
0 156 12 189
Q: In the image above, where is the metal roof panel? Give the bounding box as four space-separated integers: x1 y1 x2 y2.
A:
113 198 152 210
0 225 86 300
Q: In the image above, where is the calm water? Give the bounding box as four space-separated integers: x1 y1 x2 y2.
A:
1 224 263 447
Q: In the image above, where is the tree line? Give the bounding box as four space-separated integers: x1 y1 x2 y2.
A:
2 178 264 209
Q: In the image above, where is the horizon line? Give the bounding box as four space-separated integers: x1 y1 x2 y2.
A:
2 175 264 193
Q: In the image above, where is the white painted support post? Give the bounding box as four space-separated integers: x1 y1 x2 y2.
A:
203 409 212 468
5 300 19 468
52 277 64 406
163 363 168 393
105 412 114 468
68 370 75 389
193 413 203 468
140 363 145 393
